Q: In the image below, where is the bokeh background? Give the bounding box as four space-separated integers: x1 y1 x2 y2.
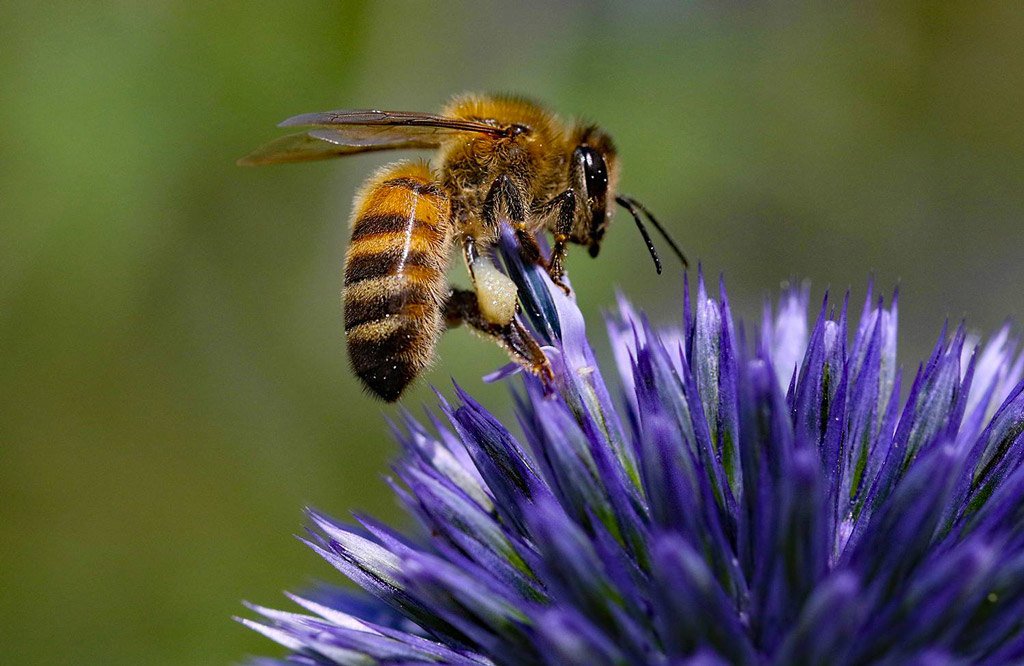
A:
3 2 1023 663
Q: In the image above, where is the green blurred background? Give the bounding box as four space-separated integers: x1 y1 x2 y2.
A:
3 2 1023 663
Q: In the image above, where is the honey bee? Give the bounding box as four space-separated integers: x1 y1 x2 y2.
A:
239 93 686 402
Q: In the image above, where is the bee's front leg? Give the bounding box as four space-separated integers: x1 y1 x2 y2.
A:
537 189 576 295
538 190 576 290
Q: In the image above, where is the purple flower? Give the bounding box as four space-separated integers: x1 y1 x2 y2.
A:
242 235 1024 665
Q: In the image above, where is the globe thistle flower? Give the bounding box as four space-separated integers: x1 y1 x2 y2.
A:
242 233 1024 665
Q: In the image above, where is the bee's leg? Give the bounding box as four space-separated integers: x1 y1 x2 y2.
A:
537 189 576 294
482 174 544 265
462 234 519 327
443 287 554 385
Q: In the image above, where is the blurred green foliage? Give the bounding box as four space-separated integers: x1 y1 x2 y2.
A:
2 2 1023 663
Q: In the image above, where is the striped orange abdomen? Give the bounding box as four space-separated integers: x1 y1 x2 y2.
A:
343 162 451 401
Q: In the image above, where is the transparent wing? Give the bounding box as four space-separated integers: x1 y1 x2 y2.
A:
239 109 508 166
237 129 437 166
278 109 507 137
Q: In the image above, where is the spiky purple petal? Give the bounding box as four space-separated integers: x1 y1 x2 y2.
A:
245 236 1024 665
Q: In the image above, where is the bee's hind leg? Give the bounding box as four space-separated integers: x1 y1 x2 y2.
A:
443 288 554 386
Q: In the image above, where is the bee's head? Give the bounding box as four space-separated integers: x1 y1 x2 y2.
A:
571 125 687 273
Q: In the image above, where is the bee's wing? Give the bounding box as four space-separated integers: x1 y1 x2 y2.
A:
237 130 436 166
279 109 507 136
238 109 507 166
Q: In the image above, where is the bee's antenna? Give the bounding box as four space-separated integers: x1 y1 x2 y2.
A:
616 195 689 269
615 195 662 274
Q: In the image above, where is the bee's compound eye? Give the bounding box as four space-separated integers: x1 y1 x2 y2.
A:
574 145 610 246
576 146 608 200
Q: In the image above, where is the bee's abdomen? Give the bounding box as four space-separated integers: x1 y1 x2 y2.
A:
343 163 451 402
